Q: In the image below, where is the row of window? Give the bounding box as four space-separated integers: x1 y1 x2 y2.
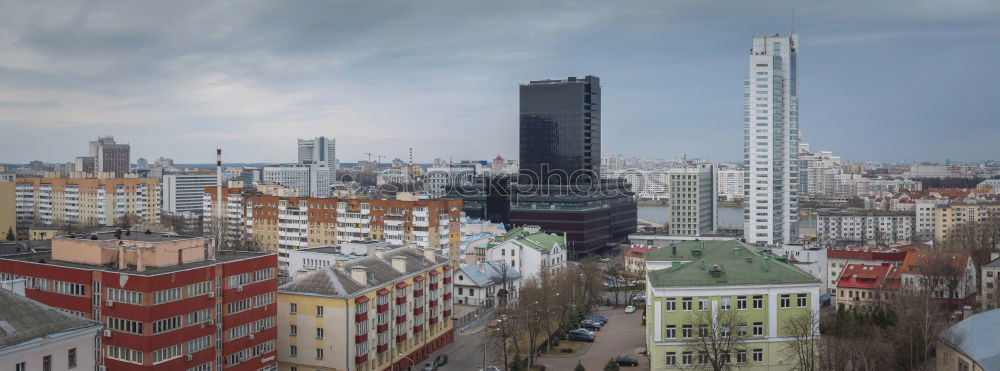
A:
664 349 763 365
662 294 808 311
664 322 765 339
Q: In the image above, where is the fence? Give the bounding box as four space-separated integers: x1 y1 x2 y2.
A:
455 305 495 331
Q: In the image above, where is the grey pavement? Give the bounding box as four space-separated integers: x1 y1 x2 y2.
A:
537 307 650 370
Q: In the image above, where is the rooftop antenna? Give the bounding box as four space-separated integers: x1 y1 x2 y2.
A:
211 148 221 261
791 8 796 35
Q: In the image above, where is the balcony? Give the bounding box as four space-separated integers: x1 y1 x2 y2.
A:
443 309 452 318
355 312 368 322
396 314 407 323
377 323 389 333
377 344 389 353
396 297 406 305
413 306 424 315
355 333 368 343
429 317 438 326
413 324 424 333
396 334 407 343
443 293 451 300
355 354 368 364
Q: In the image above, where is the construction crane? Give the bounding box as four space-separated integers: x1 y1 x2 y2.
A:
363 152 373 162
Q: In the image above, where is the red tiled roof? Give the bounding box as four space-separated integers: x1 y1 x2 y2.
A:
836 263 901 290
625 245 655 259
827 249 907 262
899 249 971 275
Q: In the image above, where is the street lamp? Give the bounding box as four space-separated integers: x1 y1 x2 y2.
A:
483 318 503 370
397 352 415 371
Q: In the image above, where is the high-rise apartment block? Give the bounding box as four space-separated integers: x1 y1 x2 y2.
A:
162 174 218 214
668 165 717 236
263 164 332 198
744 34 800 245
717 168 745 201
297 137 336 185
0 232 279 370
204 189 462 273
12 178 160 231
89 136 131 177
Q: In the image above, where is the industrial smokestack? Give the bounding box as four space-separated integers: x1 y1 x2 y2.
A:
211 148 222 261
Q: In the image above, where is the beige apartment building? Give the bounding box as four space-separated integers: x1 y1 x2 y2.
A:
933 202 1000 244
9 177 160 232
204 188 462 273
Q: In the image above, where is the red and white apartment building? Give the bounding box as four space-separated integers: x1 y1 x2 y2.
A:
0 230 279 371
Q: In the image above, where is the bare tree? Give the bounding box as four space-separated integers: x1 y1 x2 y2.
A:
515 278 547 366
784 311 820 371
682 308 747 371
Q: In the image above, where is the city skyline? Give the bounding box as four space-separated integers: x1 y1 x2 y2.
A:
2 0 999 164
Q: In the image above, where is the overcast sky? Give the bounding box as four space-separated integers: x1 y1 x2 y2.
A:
1 0 998 164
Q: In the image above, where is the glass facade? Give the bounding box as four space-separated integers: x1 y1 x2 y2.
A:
518 76 601 185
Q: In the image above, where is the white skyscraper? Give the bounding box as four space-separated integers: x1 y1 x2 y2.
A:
297 136 336 184
744 34 799 245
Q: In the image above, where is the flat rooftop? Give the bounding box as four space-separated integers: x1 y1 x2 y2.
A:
58 230 201 243
1 250 273 276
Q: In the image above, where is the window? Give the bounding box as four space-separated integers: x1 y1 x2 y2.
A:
153 316 182 334
253 268 275 282
227 298 251 314
665 352 676 365
737 350 748 363
780 294 790 308
316 306 324 317
753 295 763 309
797 293 807 307
681 352 692 365
229 323 251 340
153 287 183 305
736 296 747 310
187 281 212 297
290 303 297 314
665 298 676 311
187 308 211 326
720 296 731 310
107 345 143 365
228 272 251 288
16 362 25 371
753 349 763 363
43 355 51 371
698 351 708 364
290 324 297 336
316 328 324 339
682 325 692 338
68 348 77 368
753 322 764 336
152 344 182 364
738 325 748 337
682 297 692 311
108 288 143 305
107 317 144 335
187 363 212 371
253 293 274 307
665 325 676 339
53 281 86 296
290 345 298 357
186 335 212 353
698 325 709 337
316 348 324 360
252 340 275 357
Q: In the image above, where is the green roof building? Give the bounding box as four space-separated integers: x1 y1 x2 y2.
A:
485 226 567 280
643 240 822 370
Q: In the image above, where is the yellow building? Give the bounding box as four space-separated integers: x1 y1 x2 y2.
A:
933 202 1000 243
278 247 455 371
935 309 1000 371
28 226 69 240
0 182 14 239
13 177 160 231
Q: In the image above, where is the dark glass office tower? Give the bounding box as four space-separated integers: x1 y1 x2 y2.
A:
511 75 636 257
519 76 600 184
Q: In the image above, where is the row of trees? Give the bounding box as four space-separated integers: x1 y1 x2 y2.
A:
487 258 606 369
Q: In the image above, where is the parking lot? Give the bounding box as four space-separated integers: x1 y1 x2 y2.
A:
537 307 650 370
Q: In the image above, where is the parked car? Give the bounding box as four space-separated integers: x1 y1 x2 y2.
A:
570 328 595 337
478 366 501 371
568 330 595 342
580 319 603 330
625 305 636 313
632 294 646 303
433 354 448 366
614 355 639 366
589 313 609 322
421 363 438 371
586 315 607 326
